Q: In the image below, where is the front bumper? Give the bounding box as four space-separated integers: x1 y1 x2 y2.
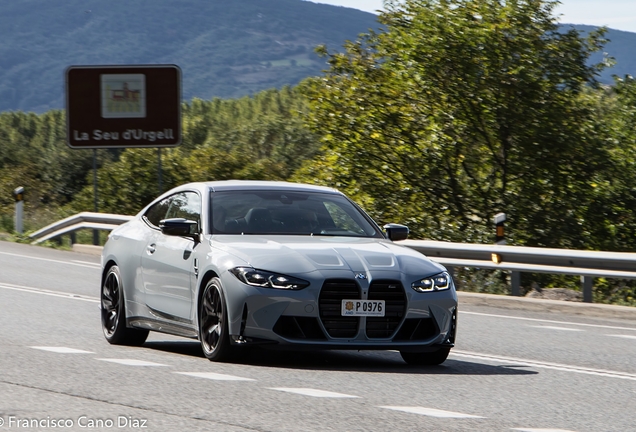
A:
223 271 458 351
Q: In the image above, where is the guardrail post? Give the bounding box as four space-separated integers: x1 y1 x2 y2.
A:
581 276 593 303
511 271 521 296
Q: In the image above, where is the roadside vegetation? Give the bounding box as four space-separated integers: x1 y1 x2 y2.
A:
1 0 636 305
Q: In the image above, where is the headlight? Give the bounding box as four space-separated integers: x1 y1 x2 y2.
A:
229 267 309 290
412 272 451 293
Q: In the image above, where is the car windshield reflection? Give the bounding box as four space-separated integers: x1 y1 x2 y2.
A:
210 190 381 237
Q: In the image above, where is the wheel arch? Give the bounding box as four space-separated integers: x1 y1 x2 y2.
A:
101 259 118 286
196 270 220 322
196 269 246 337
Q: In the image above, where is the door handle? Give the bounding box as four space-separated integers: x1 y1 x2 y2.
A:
147 244 156 254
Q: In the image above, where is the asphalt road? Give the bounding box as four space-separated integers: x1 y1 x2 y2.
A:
1 241 635 432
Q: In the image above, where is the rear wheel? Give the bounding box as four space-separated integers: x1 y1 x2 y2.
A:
400 347 451 366
101 265 149 346
199 277 234 362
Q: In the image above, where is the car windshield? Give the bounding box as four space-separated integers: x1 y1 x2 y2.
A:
210 190 382 237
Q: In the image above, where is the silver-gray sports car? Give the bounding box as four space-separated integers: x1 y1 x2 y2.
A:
100 181 457 365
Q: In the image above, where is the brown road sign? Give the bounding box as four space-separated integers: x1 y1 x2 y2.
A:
66 65 181 149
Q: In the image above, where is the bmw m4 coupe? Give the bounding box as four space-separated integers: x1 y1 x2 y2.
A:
100 181 457 365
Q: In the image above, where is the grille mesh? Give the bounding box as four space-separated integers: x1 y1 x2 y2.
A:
318 279 360 338
366 280 406 338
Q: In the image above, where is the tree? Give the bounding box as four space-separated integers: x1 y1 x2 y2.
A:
68 87 321 216
299 0 611 247
0 110 102 230
70 148 187 216
579 77 636 252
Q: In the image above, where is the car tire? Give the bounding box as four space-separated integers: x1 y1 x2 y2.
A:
400 347 451 366
101 265 149 346
199 277 234 362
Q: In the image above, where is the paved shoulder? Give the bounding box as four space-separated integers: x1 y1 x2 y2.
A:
458 291 636 321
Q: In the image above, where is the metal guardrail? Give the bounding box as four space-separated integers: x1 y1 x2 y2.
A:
400 240 636 302
29 212 133 245
400 240 636 272
29 213 636 303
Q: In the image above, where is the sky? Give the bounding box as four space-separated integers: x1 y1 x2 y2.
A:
311 1 636 33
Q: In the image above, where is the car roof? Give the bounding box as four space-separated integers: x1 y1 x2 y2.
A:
203 180 342 194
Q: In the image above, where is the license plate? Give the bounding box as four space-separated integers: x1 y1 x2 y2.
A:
341 299 385 317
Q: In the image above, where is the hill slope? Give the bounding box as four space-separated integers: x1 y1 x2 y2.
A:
0 0 378 112
1 2 635 113
569 24 636 81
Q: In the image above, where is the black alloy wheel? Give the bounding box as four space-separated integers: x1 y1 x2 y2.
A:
101 265 148 346
400 347 451 366
101 268 121 338
199 277 233 361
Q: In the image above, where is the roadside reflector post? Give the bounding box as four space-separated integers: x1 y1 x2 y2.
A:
511 271 521 296
12 186 25 235
494 212 506 245
581 276 593 303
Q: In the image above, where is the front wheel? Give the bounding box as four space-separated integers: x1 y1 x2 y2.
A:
199 277 234 362
101 265 148 346
400 347 451 366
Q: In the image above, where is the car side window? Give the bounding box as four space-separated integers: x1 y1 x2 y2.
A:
144 196 173 228
143 192 201 230
165 192 201 227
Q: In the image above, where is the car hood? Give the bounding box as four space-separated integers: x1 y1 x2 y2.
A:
210 235 445 277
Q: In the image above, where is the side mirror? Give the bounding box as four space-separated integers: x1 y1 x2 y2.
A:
383 223 409 241
159 218 199 240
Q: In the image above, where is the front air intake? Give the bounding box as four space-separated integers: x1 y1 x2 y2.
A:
273 316 327 340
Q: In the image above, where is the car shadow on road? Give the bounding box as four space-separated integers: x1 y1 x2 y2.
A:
143 340 206 358
141 340 537 376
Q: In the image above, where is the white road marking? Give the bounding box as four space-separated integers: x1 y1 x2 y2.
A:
0 251 100 269
71 260 101 266
452 350 636 381
269 388 359 398
175 372 255 381
31 346 94 354
529 326 583 332
0 283 99 303
380 406 483 419
96 359 168 367
607 334 636 340
512 429 577 432
462 311 636 332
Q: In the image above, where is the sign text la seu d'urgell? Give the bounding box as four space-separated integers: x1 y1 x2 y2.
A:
73 128 176 142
